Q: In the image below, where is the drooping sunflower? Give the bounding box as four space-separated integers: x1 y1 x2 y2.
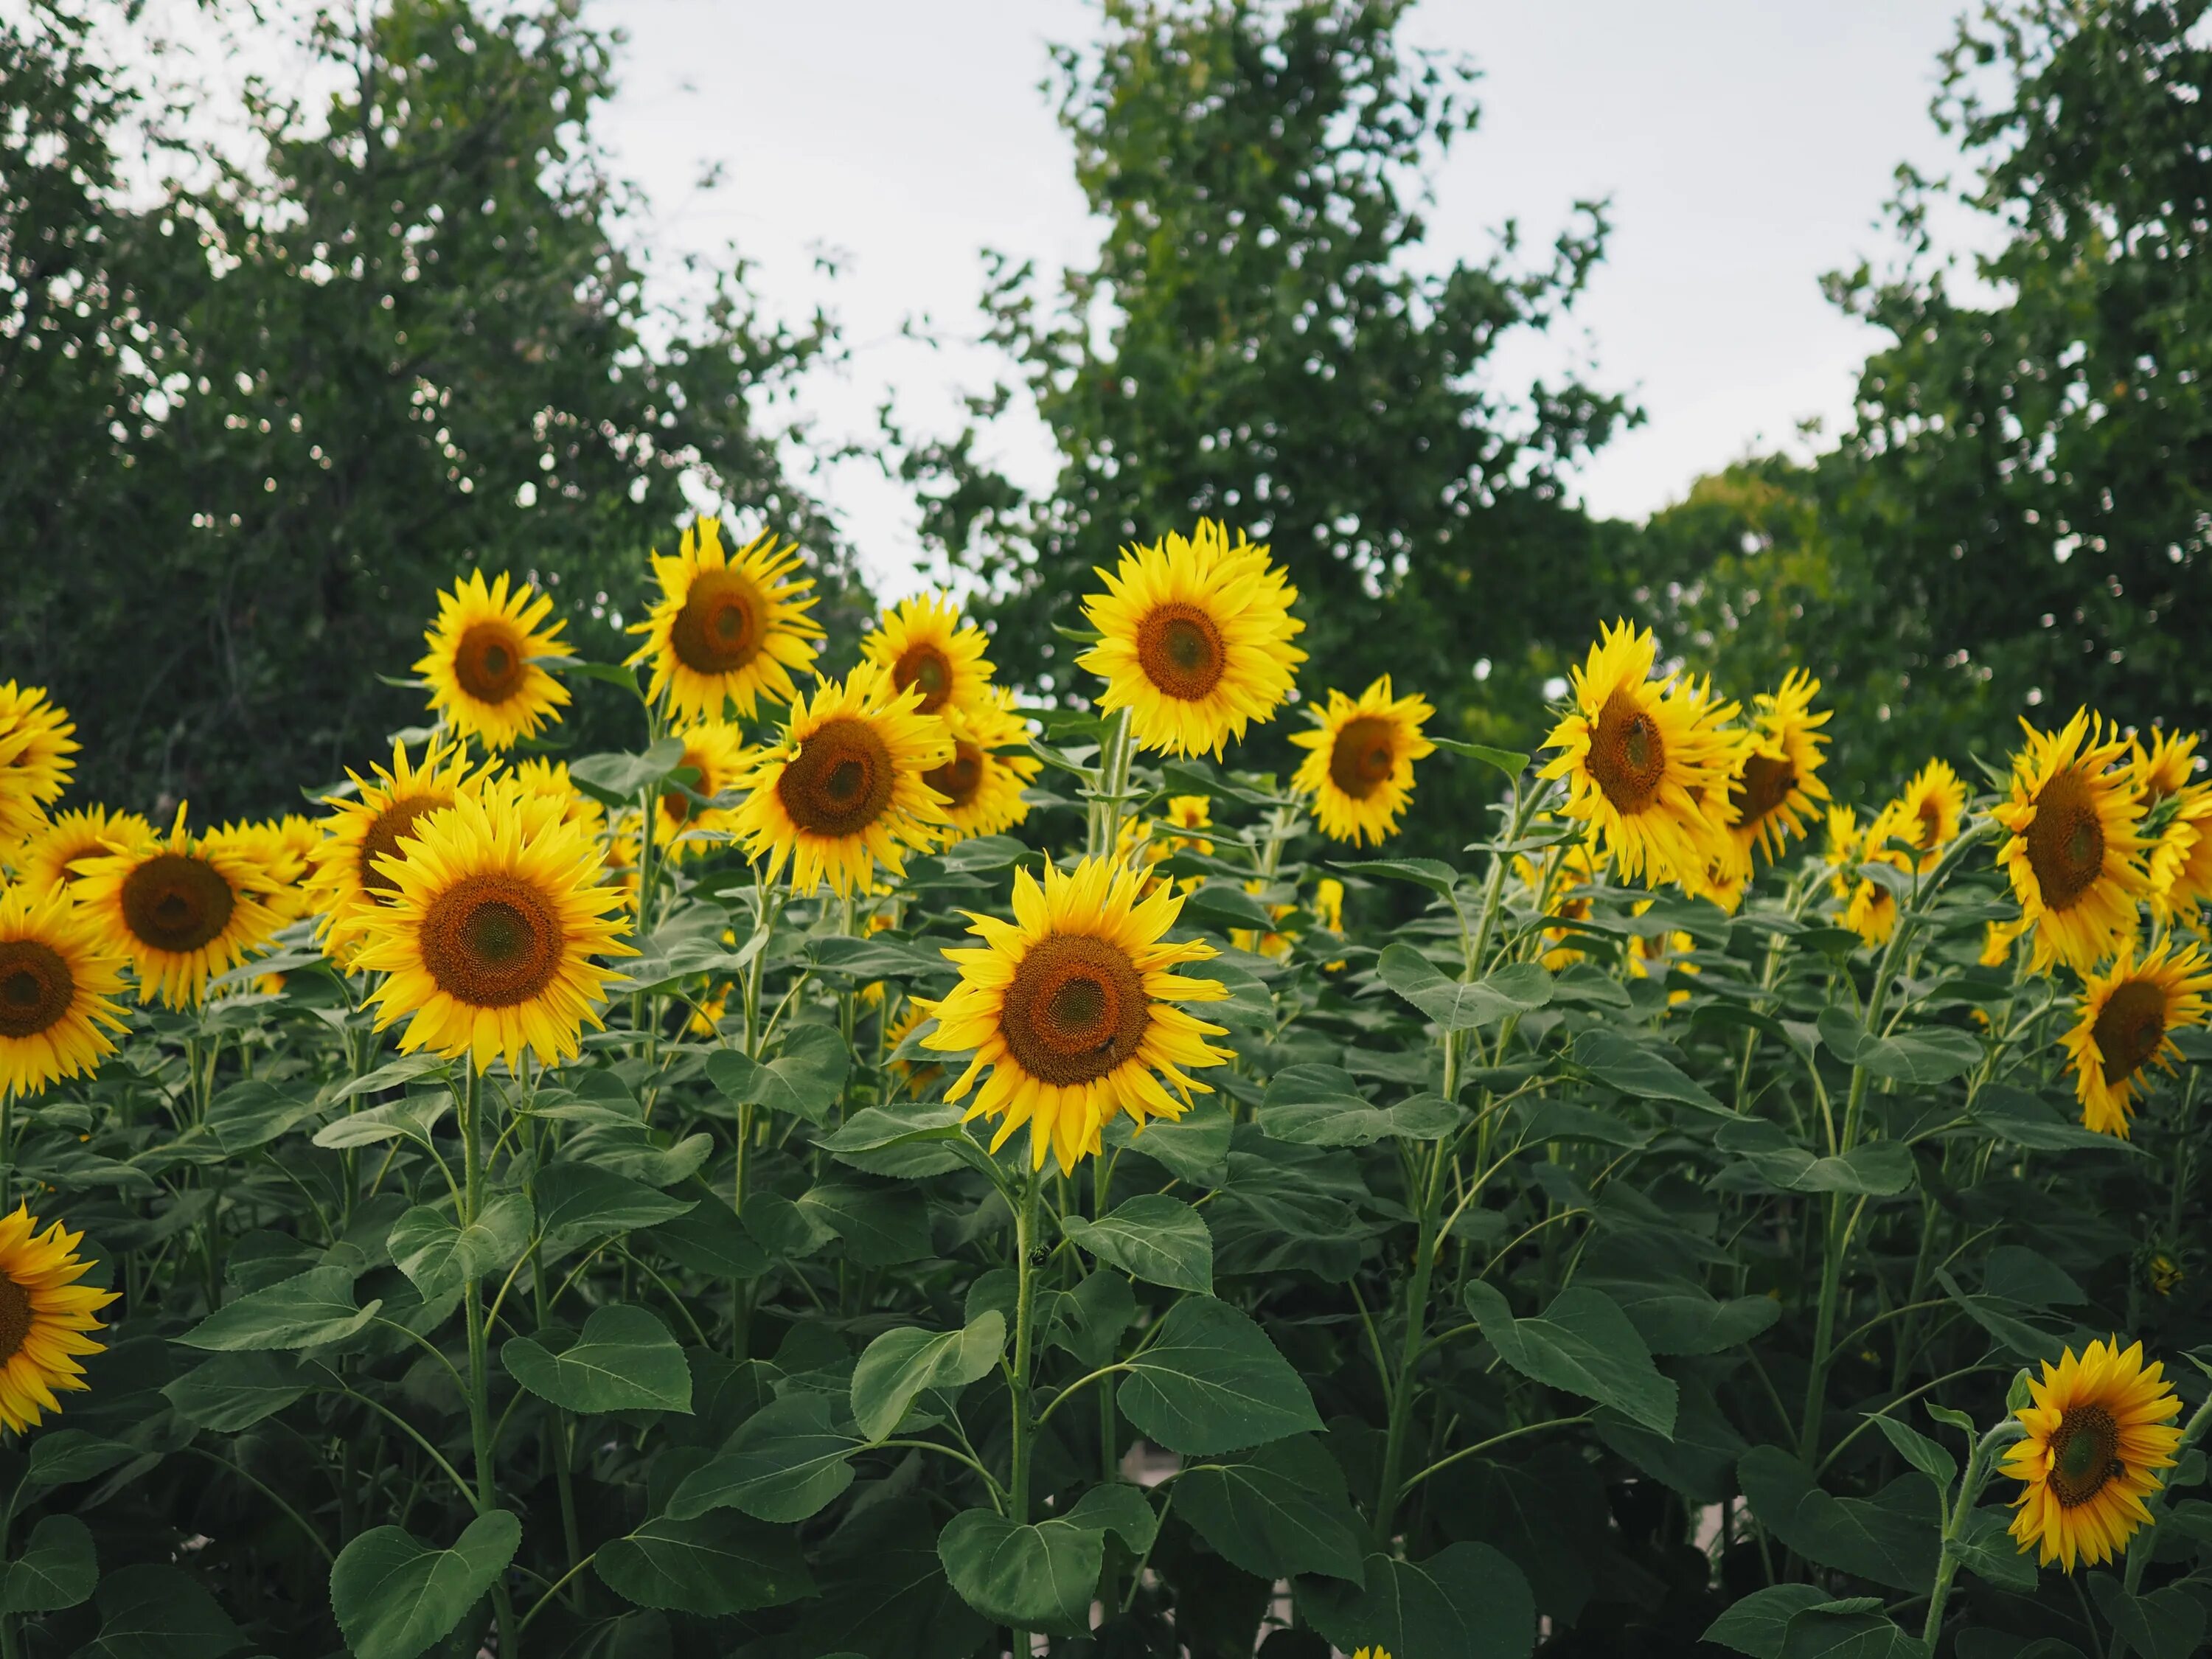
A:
0 684 78 846
630 518 823 721
2003 1337 2183 1571
2128 731 2212 925
1993 711 2152 973
353 788 635 1072
307 738 490 963
1539 622 1747 888
731 664 953 896
0 884 128 1101
73 807 286 1006
1728 669 1832 865
415 570 571 750
2059 937 2212 1137
925 689 1040 842
925 855 1232 1172
860 591 995 720
0 1204 119 1433
1232 876 1298 961
1077 521 1307 759
11 806 152 894
655 720 750 860
1679 835 1755 916
1290 676 1436 846
1981 916 2028 969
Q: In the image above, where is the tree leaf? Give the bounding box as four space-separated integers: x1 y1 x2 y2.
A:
1330 857 1461 897
568 737 686 804
1258 1065 1464 1147
1299 1543 1536 1659
1114 1295 1321 1454
1463 1282 1677 1436
387 1192 533 1299
709 1024 850 1125
1062 1194 1214 1293
796 1178 931 1266
177 1265 380 1352
501 1304 692 1413
1428 736 1531 778
312 1091 451 1150
849 1312 1006 1442
594 1509 816 1615
647 1201 769 1279
1 1513 96 1614
1704 1585 1832 1658
330 1511 521 1659
1176 1434 1366 1582
667 1393 863 1523
1105 1098 1233 1185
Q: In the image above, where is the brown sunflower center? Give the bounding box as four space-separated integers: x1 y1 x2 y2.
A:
1001 933 1152 1086
669 566 765 675
453 620 529 706
892 642 956 714
1588 688 1668 813
1135 603 1226 702
2048 1402 2124 1508
358 794 450 900
1915 796 1946 849
925 742 985 810
776 717 895 838
119 853 235 953
2025 767 2105 910
1731 754 1796 826
419 873 565 1009
0 940 72 1040
1329 717 1397 800
0 1276 31 1366
2095 978 2168 1084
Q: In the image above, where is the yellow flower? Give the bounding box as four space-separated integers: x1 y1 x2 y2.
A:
1116 795 1215 891
860 591 996 719
354 790 635 1073
1290 675 1436 846
307 738 490 964
204 816 319 923
1232 877 1298 960
1077 521 1306 759
504 758 607 837
1823 804 1862 902
1627 908 1698 1004
1352 1646 1393 1659
0 884 128 1101
1521 839 1605 970
687 984 729 1037
1837 800 1917 948
1728 669 1832 865
1312 877 1345 936
1679 836 1754 916
885 998 944 1097
1891 759 1968 870
2003 1337 2182 1571
1993 711 2152 973
2060 937 2212 1137
415 570 571 750
12 806 152 895
925 855 1231 1172
1539 622 1747 888
73 806 286 1006
629 518 822 721
1981 916 2028 968
655 720 749 861
602 808 644 911
0 1204 119 1433
0 684 78 846
925 688 1040 842
731 664 953 897
2128 731 2212 925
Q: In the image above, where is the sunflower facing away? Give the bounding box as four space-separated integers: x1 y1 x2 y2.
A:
1077 521 1307 759
861 591 995 720
2060 937 2212 1137
630 518 823 721
0 683 78 846
2128 730 2212 925
73 807 286 1006
2003 1337 2182 1571
925 855 1231 1172
1290 675 1436 846
1540 622 1747 887
0 1204 119 1433
0 883 128 1102
307 738 489 963
731 664 953 896
1728 669 1832 865
655 720 749 860
415 570 571 750
1993 711 2152 973
12 805 152 894
353 789 635 1071
925 689 1040 842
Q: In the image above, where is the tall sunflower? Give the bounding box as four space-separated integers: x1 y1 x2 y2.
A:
2060 938 2212 1137
0 884 128 1101
0 1204 119 1433
307 738 490 964
1290 676 1436 846
2128 731 2212 925
415 570 571 750
731 664 953 896
11 806 152 894
925 689 1040 842
629 518 823 721
1539 622 1747 887
861 591 995 720
73 807 285 1006
925 856 1231 1172
354 789 635 1071
655 720 750 860
1077 521 1306 759
1993 711 2152 973
2003 1337 2182 1571
1728 669 1832 865
0 684 78 846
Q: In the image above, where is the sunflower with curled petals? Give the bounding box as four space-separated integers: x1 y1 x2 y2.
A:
12 806 152 894
655 720 749 861
72 807 286 1007
2003 1337 2182 1571
1539 622 1748 888
1728 669 1832 866
0 884 128 1102
1077 521 1306 759
0 684 77 846
354 789 635 1073
2060 938 2212 1137
1290 676 1436 846
307 738 491 964
924 689 1039 843
0 1204 119 1433
1993 710 2152 973
925 856 1231 1173
2128 730 2212 925
861 591 995 720
415 570 571 750
630 518 823 721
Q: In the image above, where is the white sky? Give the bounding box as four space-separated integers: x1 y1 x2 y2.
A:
592 1 1972 596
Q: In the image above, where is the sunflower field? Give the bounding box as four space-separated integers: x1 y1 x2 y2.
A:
1 518 2211 1659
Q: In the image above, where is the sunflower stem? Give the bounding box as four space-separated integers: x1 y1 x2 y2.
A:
1088 707 1135 863
458 1065 521 1653
1008 1161 1044 1655
1923 1418 2022 1646
1371 1136 1448 1548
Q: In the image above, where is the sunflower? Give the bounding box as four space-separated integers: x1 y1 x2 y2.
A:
1890 759 1968 870
307 738 490 963
1679 836 1754 916
1232 877 1298 961
861 591 995 719
2003 1337 2182 1571
1353 1649 1393 1659
504 757 607 836
11 806 152 895
415 570 571 750
924 855 1231 1172
602 808 645 911
1521 838 1605 970
0 684 78 846
2128 731 2212 925
1539 622 1747 888
73 807 285 1006
1993 711 2152 973
0 1204 119 1433
655 720 749 861
885 998 945 1098
204 817 318 923
1290 676 1436 846
1077 521 1306 759
353 789 635 1072
1981 916 2028 968
0 884 128 1101
731 664 953 897
2059 937 2212 1137
1836 800 1916 948
1728 669 1832 865
1312 877 1346 936
1116 794 1214 888
630 518 823 721
925 689 1039 842
1823 805 1862 902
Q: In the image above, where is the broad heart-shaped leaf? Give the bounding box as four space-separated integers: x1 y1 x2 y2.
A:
198 1079 321 1155
1299 1543 1536 1659
177 1264 380 1352
1377 945 1551 1031
1571 1029 1722 1111
1773 1606 1931 1658
1816 1008 1981 1085
1969 1083 2147 1155
1062 1194 1214 1293
1176 1434 1366 1582
76 1563 243 1659
502 1304 692 1414
937 1486 1157 1635
1105 1097 1233 1186
1115 1295 1321 1455
534 1163 695 1246
21 1430 137 1498
707 1024 850 1126
594 1509 816 1615
163 1351 310 1431
1 1513 95 1613
1258 1065 1464 1149
668 1392 864 1523
647 1200 770 1279
1737 1447 1938 1593
2087 1573 2206 1659
1952 1506 2037 1593
325 1051 450 1105
1863 1415 1957 1495
312 1091 451 1150
387 1192 533 1298
568 736 686 804
1586 1274 1781 1357
1463 1282 1677 1436
1704 1586 1857 1658
850 1312 1006 1441
796 1178 931 1266
1714 1119 1916 1197
330 1511 521 1659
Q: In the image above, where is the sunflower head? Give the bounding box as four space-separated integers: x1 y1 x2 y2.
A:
504 758 608 837
2060 937 2212 1137
1729 669 1832 864
2003 1337 2183 1571
0 684 79 846
655 720 751 860
72 805 286 1007
12 805 153 894
1822 804 1863 900
0 1204 119 1433
204 816 319 923
307 737 492 962
924 688 1040 842
2128 731 2212 924
860 591 996 719
0 883 129 1102
628 518 824 721
1290 675 1436 846
414 570 571 750
886 998 945 1097
1889 758 1968 871
1077 521 1307 759
1993 710 2152 973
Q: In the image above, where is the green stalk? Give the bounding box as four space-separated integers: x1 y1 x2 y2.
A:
1007 1165 1044 1655
1088 708 1135 863
1371 1138 1448 1546
459 1066 520 1653
1924 1419 2025 1646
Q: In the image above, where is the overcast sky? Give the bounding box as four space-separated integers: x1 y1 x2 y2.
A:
590 0 1972 597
